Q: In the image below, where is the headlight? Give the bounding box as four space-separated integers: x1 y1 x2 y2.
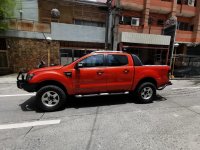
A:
26 73 35 81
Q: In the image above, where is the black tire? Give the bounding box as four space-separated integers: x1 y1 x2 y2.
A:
36 85 66 111
136 82 156 103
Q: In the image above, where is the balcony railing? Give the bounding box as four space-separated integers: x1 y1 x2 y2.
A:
149 26 163 34
118 25 164 35
150 0 173 14
6 19 51 33
118 25 143 33
119 0 145 11
176 4 196 17
176 30 193 42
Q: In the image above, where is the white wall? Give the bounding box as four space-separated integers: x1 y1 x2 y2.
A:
51 23 106 43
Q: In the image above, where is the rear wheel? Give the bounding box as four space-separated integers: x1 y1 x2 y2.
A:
136 82 156 103
36 85 66 111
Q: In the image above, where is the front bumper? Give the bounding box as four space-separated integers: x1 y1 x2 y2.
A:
17 72 36 92
157 81 172 90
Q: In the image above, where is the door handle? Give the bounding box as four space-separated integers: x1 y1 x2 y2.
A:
123 69 129 74
97 70 104 75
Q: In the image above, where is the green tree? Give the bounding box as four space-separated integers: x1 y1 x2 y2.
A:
0 0 15 31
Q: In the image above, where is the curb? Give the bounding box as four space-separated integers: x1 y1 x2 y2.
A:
171 78 200 80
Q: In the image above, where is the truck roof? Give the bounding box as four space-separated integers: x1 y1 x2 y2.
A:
94 50 125 53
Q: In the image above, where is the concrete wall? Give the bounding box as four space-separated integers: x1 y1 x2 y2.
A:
15 0 38 21
1 23 107 43
51 23 106 43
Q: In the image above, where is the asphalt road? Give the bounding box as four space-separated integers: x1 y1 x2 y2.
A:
0 80 200 150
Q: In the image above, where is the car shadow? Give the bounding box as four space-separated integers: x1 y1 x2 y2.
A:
19 96 39 112
19 94 167 112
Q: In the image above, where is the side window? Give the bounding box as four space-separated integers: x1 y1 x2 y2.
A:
107 55 128 66
80 54 104 67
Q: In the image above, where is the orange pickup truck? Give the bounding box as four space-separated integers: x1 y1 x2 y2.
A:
17 51 171 111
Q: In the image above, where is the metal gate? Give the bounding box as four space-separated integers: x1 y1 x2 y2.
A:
172 54 200 77
0 50 9 68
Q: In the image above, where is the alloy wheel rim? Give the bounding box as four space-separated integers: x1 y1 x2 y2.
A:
41 91 60 107
141 87 153 100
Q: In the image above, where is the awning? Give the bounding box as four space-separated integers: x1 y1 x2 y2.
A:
120 32 171 46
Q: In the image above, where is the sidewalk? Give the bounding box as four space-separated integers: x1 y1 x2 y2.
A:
170 75 200 80
0 74 17 84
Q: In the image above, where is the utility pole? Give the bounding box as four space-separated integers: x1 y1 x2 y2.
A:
105 0 112 50
169 22 178 69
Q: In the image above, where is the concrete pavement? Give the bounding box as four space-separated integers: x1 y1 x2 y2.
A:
0 75 200 149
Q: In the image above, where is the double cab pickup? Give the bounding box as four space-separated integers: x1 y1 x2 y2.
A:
17 51 171 111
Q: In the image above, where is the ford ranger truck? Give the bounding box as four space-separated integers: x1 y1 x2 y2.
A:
17 51 172 111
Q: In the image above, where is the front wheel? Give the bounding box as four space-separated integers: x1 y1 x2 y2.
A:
136 82 156 103
36 85 66 111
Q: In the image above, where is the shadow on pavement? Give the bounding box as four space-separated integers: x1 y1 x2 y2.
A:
19 94 167 112
19 96 40 112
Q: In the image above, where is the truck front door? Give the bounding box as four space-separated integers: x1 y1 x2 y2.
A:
74 54 107 94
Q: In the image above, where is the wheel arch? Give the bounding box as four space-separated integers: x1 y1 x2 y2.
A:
135 77 157 90
35 80 68 94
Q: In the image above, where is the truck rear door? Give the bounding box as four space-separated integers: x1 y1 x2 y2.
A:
105 54 134 92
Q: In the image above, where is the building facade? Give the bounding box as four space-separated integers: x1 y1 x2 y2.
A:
111 0 200 65
1 0 200 75
0 0 110 73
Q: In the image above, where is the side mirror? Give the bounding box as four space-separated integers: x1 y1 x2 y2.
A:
75 62 84 69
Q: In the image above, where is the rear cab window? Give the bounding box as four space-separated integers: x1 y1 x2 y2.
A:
106 54 129 66
131 54 143 66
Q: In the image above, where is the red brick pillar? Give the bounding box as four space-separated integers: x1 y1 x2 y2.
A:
193 0 200 42
171 0 177 17
143 0 150 33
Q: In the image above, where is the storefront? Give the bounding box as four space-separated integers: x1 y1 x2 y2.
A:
118 32 171 65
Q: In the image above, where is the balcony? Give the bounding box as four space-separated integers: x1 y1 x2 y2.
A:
118 25 163 35
150 0 173 14
50 23 106 43
176 4 196 17
117 25 143 33
7 19 50 33
149 26 163 34
118 0 145 11
2 20 106 43
176 30 193 43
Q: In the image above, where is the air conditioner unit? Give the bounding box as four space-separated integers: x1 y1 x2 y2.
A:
188 0 195 6
131 17 140 26
119 16 124 24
